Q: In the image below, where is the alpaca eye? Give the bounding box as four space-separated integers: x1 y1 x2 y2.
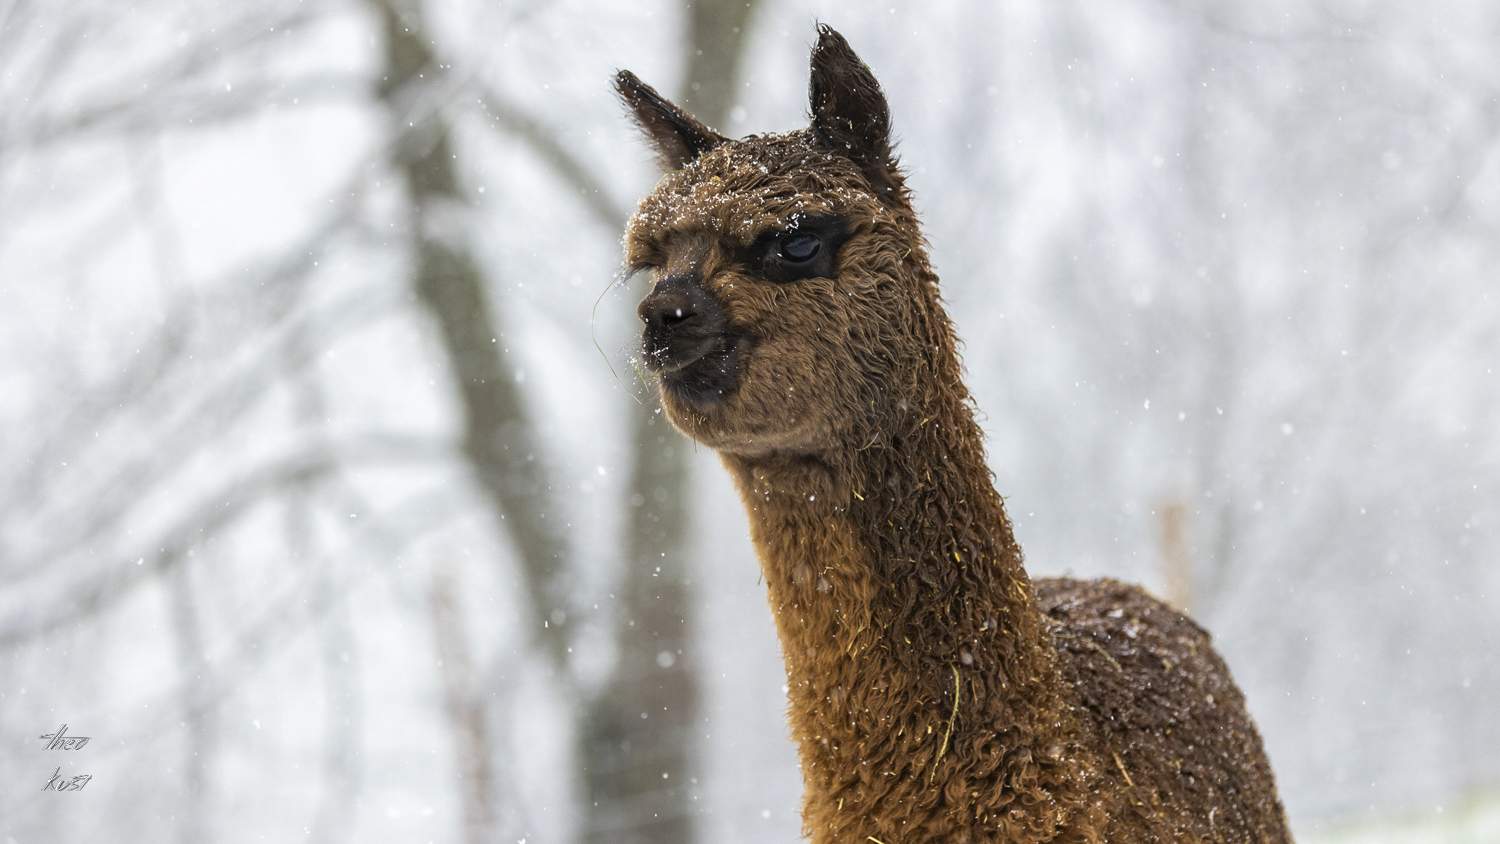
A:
779 233 821 263
746 216 847 283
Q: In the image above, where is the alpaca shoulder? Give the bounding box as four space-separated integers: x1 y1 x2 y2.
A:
1036 576 1220 721
1034 576 1292 842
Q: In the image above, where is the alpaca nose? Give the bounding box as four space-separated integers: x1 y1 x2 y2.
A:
638 288 699 332
638 275 725 371
639 274 722 335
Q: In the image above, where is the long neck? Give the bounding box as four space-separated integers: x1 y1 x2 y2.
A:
721 372 1072 833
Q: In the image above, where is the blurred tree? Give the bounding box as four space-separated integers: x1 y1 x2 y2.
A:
579 3 761 843
371 0 572 672
370 1 575 840
372 0 766 839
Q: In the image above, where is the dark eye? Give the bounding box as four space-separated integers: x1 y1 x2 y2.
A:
779 233 821 263
745 216 848 283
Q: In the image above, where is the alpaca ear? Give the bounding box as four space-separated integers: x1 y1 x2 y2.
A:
615 70 727 169
809 24 897 196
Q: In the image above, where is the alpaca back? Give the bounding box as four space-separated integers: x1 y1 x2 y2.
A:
1038 578 1292 842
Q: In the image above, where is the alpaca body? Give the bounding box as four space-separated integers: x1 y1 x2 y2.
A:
728 453 1288 843
615 24 1290 843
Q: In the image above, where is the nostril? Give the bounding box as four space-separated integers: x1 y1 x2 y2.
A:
640 295 698 330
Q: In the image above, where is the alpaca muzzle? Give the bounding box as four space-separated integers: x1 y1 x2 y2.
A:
638 273 726 374
637 274 747 405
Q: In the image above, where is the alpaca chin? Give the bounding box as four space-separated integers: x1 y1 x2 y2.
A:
657 383 828 462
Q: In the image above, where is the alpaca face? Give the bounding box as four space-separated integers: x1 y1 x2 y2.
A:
619 26 919 459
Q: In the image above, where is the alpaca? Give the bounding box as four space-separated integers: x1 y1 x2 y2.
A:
615 25 1291 843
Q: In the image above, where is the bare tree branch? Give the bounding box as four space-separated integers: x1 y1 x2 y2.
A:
477 87 628 230
0 432 455 647
9 72 370 149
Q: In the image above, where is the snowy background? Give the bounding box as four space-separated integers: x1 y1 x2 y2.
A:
2 1 1498 842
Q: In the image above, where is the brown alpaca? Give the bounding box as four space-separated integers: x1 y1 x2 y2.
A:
615 25 1291 843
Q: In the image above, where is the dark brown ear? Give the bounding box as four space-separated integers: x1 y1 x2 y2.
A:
809 24 898 197
615 70 727 169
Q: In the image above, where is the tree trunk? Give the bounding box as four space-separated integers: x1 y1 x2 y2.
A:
579 2 759 842
370 1 571 839
429 558 498 844
370 0 569 663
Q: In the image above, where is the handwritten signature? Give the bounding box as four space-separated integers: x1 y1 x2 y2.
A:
39 724 91 752
42 767 93 792
38 724 92 792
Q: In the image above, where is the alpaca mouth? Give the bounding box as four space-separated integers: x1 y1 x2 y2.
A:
645 332 718 374
658 333 748 405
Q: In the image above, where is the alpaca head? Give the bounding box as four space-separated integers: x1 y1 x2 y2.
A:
619 25 952 462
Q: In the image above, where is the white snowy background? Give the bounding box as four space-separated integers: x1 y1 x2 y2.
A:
1 1 1497 842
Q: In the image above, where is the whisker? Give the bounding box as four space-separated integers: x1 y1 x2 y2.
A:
591 264 648 407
